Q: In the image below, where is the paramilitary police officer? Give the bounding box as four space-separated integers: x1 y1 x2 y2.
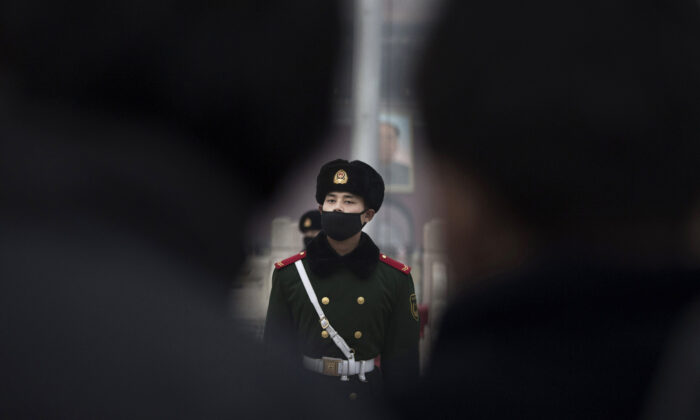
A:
264 159 419 403
299 209 322 249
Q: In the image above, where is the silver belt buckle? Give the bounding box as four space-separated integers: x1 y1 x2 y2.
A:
321 357 342 376
320 317 330 329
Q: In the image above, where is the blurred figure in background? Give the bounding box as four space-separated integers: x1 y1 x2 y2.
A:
406 0 700 418
0 1 362 418
299 209 322 249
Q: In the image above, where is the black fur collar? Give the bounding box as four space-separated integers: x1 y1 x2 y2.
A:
305 231 379 279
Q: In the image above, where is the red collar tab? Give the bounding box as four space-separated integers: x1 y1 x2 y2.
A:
274 251 308 269
379 253 411 275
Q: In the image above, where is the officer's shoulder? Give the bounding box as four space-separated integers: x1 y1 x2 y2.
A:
273 251 308 271
378 252 411 275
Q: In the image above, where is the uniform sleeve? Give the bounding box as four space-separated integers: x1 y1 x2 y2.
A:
381 272 420 398
263 269 298 361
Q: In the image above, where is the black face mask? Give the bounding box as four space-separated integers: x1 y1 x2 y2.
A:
303 236 314 248
321 211 366 241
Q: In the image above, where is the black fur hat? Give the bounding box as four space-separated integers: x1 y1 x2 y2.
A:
315 159 385 212
298 210 322 233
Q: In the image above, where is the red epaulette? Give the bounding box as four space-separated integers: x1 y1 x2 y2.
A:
273 251 307 270
379 253 411 275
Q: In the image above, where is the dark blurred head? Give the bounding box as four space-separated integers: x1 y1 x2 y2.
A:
0 0 340 198
419 0 700 234
0 0 341 281
0 2 345 416
418 0 700 280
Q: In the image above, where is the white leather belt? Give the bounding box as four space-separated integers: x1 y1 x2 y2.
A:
294 261 370 382
303 356 375 381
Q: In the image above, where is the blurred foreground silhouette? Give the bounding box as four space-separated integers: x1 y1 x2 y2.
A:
0 1 384 418
404 0 700 418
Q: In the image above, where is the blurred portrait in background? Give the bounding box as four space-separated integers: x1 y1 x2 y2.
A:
378 112 414 193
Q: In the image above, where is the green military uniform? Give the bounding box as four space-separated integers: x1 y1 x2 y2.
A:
264 231 419 401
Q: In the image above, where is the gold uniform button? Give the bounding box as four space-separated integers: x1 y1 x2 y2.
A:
321 330 329 339
354 331 362 339
381 254 387 259
348 392 357 400
321 297 330 305
357 296 365 305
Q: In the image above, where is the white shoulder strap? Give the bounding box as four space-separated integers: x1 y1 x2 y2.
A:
294 260 355 361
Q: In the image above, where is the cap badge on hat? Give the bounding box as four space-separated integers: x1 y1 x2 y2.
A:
303 218 312 228
333 169 348 184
